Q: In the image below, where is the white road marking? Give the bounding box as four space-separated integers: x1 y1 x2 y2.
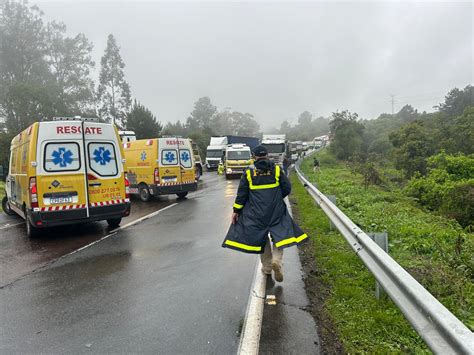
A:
0 221 24 230
238 259 267 355
238 197 294 354
60 203 178 259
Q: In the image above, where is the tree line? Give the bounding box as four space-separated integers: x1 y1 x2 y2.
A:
0 1 264 162
325 85 473 228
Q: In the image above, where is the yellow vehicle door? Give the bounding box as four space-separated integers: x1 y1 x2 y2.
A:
158 138 183 186
36 122 88 217
178 140 195 185
84 122 126 208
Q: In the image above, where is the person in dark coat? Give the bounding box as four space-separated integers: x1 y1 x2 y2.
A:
222 145 308 282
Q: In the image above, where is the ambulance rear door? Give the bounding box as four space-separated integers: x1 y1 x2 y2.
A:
178 139 195 185
158 138 183 187
83 122 125 210
36 121 88 218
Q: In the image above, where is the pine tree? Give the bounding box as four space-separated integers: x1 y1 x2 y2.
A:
97 34 131 127
126 99 162 139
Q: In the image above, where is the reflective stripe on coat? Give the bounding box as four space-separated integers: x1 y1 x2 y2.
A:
222 160 308 254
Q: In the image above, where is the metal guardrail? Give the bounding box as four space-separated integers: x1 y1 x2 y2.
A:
294 154 474 354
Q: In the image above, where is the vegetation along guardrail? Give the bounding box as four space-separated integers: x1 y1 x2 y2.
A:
294 152 474 354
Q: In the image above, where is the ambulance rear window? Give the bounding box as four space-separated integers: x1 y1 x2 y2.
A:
161 149 178 165
179 149 192 168
44 142 81 172
88 142 118 177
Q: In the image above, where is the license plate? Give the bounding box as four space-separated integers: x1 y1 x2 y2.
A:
50 197 73 204
163 177 177 182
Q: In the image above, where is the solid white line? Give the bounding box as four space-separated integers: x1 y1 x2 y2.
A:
238 258 267 355
238 196 294 355
0 221 24 230
60 203 178 259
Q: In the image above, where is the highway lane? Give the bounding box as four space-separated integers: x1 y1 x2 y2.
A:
0 193 180 287
0 172 256 353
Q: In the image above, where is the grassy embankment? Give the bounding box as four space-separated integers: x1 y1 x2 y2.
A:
290 149 473 353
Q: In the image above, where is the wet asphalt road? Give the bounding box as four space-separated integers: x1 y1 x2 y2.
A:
1 173 256 353
0 193 177 287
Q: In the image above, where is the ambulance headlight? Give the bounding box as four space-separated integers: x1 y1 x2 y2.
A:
226 168 232 174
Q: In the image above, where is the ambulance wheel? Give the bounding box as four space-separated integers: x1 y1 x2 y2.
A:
107 218 122 227
2 196 14 216
195 165 202 180
139 184 151 202
176 192 188 199
25 217 39 238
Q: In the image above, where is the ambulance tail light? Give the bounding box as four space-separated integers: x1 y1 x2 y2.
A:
154 168 160 184
29 177 38 208
124 176 130 199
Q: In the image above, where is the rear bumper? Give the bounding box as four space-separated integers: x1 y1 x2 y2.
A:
29 202 131 228
149 182 198 195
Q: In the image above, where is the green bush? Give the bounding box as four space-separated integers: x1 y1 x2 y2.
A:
406 152 474 228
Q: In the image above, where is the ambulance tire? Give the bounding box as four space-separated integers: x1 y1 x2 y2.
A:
107 218 122 227
195 165 202 180
25 216 39 238
176 192 188 199
138 184 151 202
2 196 14 216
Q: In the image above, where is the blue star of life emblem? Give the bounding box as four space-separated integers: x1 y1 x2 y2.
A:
52 147 73 167
140 151 147 161
180 151 190 162
165 151 175 163
93 147 112 165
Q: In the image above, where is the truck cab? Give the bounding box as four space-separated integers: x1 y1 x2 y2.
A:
261 134 287 166
224 144 252 179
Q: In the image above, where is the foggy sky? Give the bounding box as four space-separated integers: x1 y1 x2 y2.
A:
38 1 473 129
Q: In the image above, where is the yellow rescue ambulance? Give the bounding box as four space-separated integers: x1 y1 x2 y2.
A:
3 117 131 237
123 137 197 201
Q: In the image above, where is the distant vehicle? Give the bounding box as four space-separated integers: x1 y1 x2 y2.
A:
190 139 203 180
261 134 287 166
226 135 260 150
206 135 259 171
302 142 308 151
118 130 137 143
289 141 298 162
224 144 252 179
3 117 131 237
206 136 227 170
313 135 329 149
123 137 197 201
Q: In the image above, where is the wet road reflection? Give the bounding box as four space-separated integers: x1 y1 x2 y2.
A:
0 191 184 286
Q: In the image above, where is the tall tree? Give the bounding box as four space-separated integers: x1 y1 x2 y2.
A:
186 97 216 131
97 34 131 127
436 85 474 117
126 100 162 139
0 0 52 132
329 110 365 160
389 121 434 177
229 111 260 136
45 21 95 115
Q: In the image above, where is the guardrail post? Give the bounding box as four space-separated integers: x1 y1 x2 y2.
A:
325 195 336 230
368 232 389 300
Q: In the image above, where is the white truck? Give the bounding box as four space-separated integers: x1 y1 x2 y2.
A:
205 137 227 170
261 134 287 166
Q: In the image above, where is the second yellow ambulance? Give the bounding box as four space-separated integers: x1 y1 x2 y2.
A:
123 137 197 201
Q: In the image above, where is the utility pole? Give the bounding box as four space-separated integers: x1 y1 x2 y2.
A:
390 94 396 115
